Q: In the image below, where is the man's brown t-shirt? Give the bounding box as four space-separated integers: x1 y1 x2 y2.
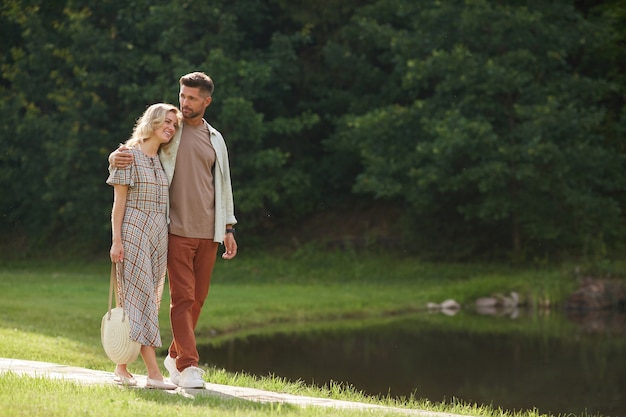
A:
168 123 216 239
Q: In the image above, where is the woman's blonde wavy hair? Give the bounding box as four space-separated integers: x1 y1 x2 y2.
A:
125 103 181 150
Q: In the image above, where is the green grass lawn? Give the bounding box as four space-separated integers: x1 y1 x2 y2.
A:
0 251 614 417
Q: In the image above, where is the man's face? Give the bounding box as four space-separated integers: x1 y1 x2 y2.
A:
179 85 211 120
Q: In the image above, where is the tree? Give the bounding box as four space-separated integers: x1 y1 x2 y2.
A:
329 0 624 259
0 0 623 259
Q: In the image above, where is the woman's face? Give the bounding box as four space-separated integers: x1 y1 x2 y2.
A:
155 110 179 144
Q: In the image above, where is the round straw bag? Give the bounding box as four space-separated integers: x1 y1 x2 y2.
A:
101 263 141 364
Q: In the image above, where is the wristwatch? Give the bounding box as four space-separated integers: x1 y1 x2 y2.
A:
226 228 236 236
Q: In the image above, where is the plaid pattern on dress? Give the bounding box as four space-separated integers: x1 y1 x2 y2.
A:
107 148 168 347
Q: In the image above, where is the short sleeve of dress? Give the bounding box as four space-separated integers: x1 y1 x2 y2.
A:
106 164 134 187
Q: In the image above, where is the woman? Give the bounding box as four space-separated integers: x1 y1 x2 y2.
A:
107 103 181 390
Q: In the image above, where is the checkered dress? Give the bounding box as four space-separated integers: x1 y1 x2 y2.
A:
107 148 168 347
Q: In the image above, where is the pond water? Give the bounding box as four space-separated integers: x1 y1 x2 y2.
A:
198 309 626 417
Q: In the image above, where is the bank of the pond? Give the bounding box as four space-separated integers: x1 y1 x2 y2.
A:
1 253 623 348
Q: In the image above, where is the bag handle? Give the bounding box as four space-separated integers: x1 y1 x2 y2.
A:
107 262 128 322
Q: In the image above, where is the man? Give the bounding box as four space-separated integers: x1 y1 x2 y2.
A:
109 72 238 388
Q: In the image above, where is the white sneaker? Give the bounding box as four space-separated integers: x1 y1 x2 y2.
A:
178 366 206 389
163 355 180 386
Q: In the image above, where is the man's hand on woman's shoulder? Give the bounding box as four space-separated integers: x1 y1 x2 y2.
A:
109 145 134 168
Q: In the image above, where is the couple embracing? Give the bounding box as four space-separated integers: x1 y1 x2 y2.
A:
106 72 237 390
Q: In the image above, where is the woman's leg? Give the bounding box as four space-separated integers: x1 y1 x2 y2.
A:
140 345 163 380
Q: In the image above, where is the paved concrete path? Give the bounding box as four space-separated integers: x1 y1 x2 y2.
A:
0 358 463 416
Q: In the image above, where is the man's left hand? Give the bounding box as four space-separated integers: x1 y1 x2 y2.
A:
222 233 237 259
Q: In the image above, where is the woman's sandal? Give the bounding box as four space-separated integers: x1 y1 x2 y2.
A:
114 370 138 386
146 377 177 390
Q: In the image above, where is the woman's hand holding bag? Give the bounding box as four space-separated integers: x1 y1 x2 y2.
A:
101 263 141 364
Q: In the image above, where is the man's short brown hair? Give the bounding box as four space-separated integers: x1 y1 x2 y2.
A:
180 72 214 97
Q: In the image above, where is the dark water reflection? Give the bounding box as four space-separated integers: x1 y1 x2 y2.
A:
198 311 626 417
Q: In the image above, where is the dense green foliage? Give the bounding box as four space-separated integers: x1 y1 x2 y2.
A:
0 0 624 260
